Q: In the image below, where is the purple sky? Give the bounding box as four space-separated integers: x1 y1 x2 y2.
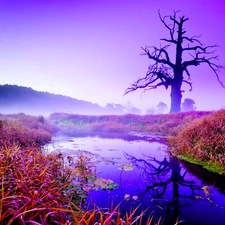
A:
0 0 225 113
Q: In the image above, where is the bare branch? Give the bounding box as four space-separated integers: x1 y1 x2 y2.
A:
170 14 188 26
124 65 173 95
182 44 218 52
160 38 177 44
182 80 193 91
202 60 225 88
181 44 225 88
182 36 202 45
141 46 174 68
158 10 177 43
184 68 191 79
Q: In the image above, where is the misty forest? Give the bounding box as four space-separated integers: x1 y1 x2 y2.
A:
1 11 225 225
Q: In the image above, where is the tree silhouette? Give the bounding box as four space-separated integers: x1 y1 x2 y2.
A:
181 98 196 111
146 106 156 114
156 101 168 114
125 11 224 113
124 102 141 114
104 103 125 114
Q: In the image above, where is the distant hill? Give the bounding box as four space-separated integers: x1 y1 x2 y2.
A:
0 85 105 116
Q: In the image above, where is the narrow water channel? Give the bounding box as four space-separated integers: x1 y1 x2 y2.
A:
44 133 225 225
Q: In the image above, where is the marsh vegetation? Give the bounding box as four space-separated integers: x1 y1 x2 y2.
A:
1 110 225 224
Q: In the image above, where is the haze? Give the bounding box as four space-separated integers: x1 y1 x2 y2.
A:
0 0 225 113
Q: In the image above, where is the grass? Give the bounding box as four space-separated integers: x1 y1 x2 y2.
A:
49 111 211 136
0 113 56 148
178 154 225 175
0 114 70 224
1 146 69 224
168 109 225 174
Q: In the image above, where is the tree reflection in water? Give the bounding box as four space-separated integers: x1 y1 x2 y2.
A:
124 153 213 224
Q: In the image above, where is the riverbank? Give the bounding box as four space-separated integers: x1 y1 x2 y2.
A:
168 109 225 175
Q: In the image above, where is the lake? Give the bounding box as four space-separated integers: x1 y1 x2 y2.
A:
44 133 225 225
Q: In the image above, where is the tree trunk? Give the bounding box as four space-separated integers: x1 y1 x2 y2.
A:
170 82 182 113
170 22 183 113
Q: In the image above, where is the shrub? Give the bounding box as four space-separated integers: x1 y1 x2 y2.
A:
168 109 225 170
0 114 58 149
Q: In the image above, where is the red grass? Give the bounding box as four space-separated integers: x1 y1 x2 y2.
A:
168 109 225 170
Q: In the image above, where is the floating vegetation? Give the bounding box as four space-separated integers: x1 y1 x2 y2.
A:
93 178 119 190
59 152 119 192
124 194 130 200
124 194 139 201
108 148 120 151
201 185 211 196
118 163 134 171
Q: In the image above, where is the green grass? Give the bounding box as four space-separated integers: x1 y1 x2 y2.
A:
178 154 225 175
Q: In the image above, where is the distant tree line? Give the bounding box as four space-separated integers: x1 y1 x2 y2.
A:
104 98 196 115
146 98 196 114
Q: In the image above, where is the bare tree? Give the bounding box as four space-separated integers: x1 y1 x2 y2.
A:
124 11 224 113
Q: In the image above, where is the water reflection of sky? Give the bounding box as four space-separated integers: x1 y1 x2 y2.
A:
45 136 225 225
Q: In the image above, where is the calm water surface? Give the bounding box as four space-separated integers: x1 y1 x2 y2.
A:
44 134 225 225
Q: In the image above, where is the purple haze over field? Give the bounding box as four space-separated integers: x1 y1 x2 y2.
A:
0 0 225 113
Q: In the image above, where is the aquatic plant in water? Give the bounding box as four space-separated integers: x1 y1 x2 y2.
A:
118 163 134 171
58 151 120 193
